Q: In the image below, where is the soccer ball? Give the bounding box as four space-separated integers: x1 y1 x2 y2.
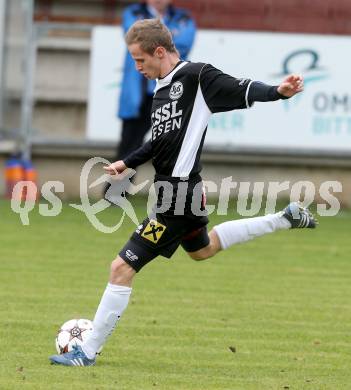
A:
55 318 93 354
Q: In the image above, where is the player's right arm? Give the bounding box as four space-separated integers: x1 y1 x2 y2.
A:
103 160 127 175
104 139 153 175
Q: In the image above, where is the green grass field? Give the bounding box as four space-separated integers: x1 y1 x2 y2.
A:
1 198 351 389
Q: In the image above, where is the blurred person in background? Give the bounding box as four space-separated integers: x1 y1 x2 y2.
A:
105 0 196 196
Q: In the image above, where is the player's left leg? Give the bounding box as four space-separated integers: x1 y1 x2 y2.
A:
187 202 317 261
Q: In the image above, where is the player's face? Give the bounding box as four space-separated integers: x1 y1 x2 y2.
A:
128 43 162 80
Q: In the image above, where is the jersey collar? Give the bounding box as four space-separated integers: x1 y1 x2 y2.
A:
154 61 188 94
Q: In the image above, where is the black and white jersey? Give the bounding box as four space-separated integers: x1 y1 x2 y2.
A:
124 61 284 179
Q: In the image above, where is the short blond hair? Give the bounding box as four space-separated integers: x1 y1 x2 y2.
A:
125 18 177 55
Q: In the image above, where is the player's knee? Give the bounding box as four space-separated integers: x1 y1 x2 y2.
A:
110 257 135 283
188 242 218 261
188 251 212 261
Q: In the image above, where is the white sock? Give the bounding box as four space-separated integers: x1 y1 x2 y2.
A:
213 213 291 250
82 283 132 359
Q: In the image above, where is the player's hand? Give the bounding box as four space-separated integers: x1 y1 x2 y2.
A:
277 74 304 97
103 160 127 175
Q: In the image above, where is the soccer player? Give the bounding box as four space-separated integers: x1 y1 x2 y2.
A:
50 19 317 366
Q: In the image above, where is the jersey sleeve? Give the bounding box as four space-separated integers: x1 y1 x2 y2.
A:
123 139 152 169
199 64 252 113
247 81 288 103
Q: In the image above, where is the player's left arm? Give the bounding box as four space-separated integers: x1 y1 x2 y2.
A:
277 74 304 97
249 74 303 102
199 64 303 113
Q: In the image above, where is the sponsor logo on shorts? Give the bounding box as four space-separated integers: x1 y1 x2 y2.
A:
125 249 138 262
141 219 166 244
135 224 143 234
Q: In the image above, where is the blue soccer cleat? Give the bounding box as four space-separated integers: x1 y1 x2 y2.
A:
49 345 95 367
282 202 318 229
